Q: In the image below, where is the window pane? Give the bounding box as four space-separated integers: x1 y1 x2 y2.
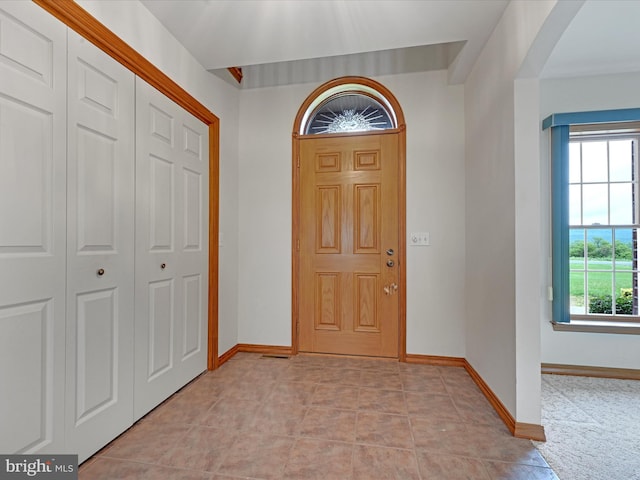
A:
615 271 633 296
587 270 612 314
610 183 633 224
569 142 581 183
582 141 608 183
570 234 586 313
614 228 634 269
570 271 585 314
614 271 634 315
569 185 582 225
582 184 608 225
306 94 394 134
569 228 586 264
587 228 613 267
609 139 633 182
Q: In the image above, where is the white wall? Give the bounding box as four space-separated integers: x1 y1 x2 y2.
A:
237 83 299 346
387 72 466 357
514 78 544 425
540 72 640 369
237 70 466 356
77 0 241 355
464 0 556 423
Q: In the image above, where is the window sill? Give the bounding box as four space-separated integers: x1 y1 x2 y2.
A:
551 320 640 335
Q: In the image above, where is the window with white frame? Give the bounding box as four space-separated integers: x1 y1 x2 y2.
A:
543 110 640 328
568 130 639 319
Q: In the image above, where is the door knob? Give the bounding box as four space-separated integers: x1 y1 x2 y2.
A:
384 283 399 295
161 263 166 270
386 248 394 256
386 259 394 267
97 268 105 276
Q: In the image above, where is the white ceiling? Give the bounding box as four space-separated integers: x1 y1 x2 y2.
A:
140 0 640 89
542 0 640 79
140 0 509 88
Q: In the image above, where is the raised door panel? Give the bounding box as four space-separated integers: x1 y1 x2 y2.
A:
354 184 380 253
0 99 53 254
148 279 175 379
355 274 379 332
149 155 175 251
0 300 55 453
74 289 118 423
135 78 208 420
315 273 341 331
182 274 203 359
183 168 202 251
316 186 341 253
65 30 135 463
0 1 66 456
75 128 117 251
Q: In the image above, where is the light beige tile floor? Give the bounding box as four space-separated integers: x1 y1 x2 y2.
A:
79 353 558 480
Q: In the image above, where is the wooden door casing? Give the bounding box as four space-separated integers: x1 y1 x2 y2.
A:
299 132 400 357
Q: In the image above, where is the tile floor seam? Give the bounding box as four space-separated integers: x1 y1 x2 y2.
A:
412 448 426 480
443 378 468 422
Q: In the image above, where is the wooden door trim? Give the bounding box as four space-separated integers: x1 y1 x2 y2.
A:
292 77 407 360
33 0 221 369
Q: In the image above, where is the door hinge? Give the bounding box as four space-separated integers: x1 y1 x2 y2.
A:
297 155 300 168
296 239 300 251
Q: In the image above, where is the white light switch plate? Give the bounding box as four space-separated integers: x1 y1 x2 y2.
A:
409 232 430 246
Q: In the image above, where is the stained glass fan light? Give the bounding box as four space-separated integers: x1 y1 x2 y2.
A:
305 93 394 135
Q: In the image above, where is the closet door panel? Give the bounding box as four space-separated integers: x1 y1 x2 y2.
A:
75 128 117 250
65 31 135 463
0 1 66 455
74 289 118 419
182 274 203 359
149 155 175 250
148 279 175 378
135 78 209 419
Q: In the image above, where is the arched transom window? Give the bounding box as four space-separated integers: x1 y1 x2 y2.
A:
300 83 398 135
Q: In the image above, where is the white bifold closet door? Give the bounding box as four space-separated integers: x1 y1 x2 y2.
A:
134 78 209 420
0 2 209 461
64 30 135 461
0 1 67 456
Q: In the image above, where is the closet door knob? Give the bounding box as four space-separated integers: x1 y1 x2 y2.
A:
97 268 105 276
161 263 166 270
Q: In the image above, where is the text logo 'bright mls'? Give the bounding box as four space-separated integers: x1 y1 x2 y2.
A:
5 458 51 476
0 455 77 480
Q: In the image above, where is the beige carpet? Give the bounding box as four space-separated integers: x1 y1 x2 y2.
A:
534 374 640 480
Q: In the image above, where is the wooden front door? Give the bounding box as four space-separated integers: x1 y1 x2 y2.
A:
299 132 400 357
